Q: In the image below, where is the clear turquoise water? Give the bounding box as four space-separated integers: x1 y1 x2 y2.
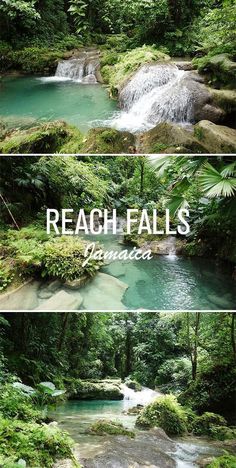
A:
0 76 117 132
85 234 236 310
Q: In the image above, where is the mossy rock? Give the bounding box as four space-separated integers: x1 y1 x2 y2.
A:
101 46 170 96
194 120 236 153
136 395 188 436
89 419 135 438
0 121 83 154
81 127 135 153
125 379 142 391
69 379 123 400
194 53 236 88
139 122 208 154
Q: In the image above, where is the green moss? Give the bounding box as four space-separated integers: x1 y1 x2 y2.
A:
193 53 236 88
0 417 76 468
192 412 227 436
90 419 135 438
81 127 135 154
140 122 207 154
125 379 142 391
68 379 123 400
101 45 170 95
0 121 83 154
207 454 236 467
136 395 188 436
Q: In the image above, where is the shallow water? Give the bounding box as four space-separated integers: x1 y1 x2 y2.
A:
51 397 221 467
0 76 117 132
0 235 235 310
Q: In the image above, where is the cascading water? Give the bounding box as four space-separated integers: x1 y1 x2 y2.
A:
109 63 194 133
54 50 100 83
121 384 161 406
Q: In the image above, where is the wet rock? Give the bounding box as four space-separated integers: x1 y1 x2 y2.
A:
194 120 236 153
35 290 83 311
180 72 225 123
65 275 89 289
80 431 175 468
140 122 208 154
198 456 215 467
173 60 194 71
81 127 135 154
53 459 74 468
80 272 128 310
124 404 144 415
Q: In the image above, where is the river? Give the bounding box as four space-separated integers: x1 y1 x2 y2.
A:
50 385 222 467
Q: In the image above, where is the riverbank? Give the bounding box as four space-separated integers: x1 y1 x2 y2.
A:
0 41 235 154
50 384 236 468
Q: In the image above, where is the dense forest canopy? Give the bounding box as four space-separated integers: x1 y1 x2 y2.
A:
1 312 235 411
0 0 235 57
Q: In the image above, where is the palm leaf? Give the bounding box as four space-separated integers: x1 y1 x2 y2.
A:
198 162 236 197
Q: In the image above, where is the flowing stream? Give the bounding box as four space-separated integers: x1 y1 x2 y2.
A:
1 60 204 134
50 385 222 467
106 63 195 133
0 234 235 311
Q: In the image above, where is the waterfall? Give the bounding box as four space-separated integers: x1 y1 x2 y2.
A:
50 49 100 83
121 384 161 406
109 63 194 133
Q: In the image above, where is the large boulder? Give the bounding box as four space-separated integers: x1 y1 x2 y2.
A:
70 379 123 400
194 120 236 153
179 72 225 123
81 127 135 153
139 122 208 153
0 121 83 154
195 53 236 87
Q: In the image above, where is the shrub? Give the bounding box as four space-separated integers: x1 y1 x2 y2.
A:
42 236 102 281
90 419 135 438
0 417 75 467
207 454 236 468
192 412 227 436
0 384 42 421
136 395 188 436
9 47 64 74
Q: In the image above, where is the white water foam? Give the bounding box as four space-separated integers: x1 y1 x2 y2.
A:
108 63 194 133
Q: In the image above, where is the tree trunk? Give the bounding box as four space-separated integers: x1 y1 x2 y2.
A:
58 313 70 351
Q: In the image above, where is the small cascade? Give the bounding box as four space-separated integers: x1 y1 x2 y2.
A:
121 384 161 406
110 63 194 132
54 49 100 83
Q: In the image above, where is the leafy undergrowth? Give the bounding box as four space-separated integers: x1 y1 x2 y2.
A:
0 225 102 291
101 45 170 97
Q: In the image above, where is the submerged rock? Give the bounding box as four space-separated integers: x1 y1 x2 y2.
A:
80 272 128 310
194 120 236 153
35 290 83 311
139 122 208 153
81 127 135 153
